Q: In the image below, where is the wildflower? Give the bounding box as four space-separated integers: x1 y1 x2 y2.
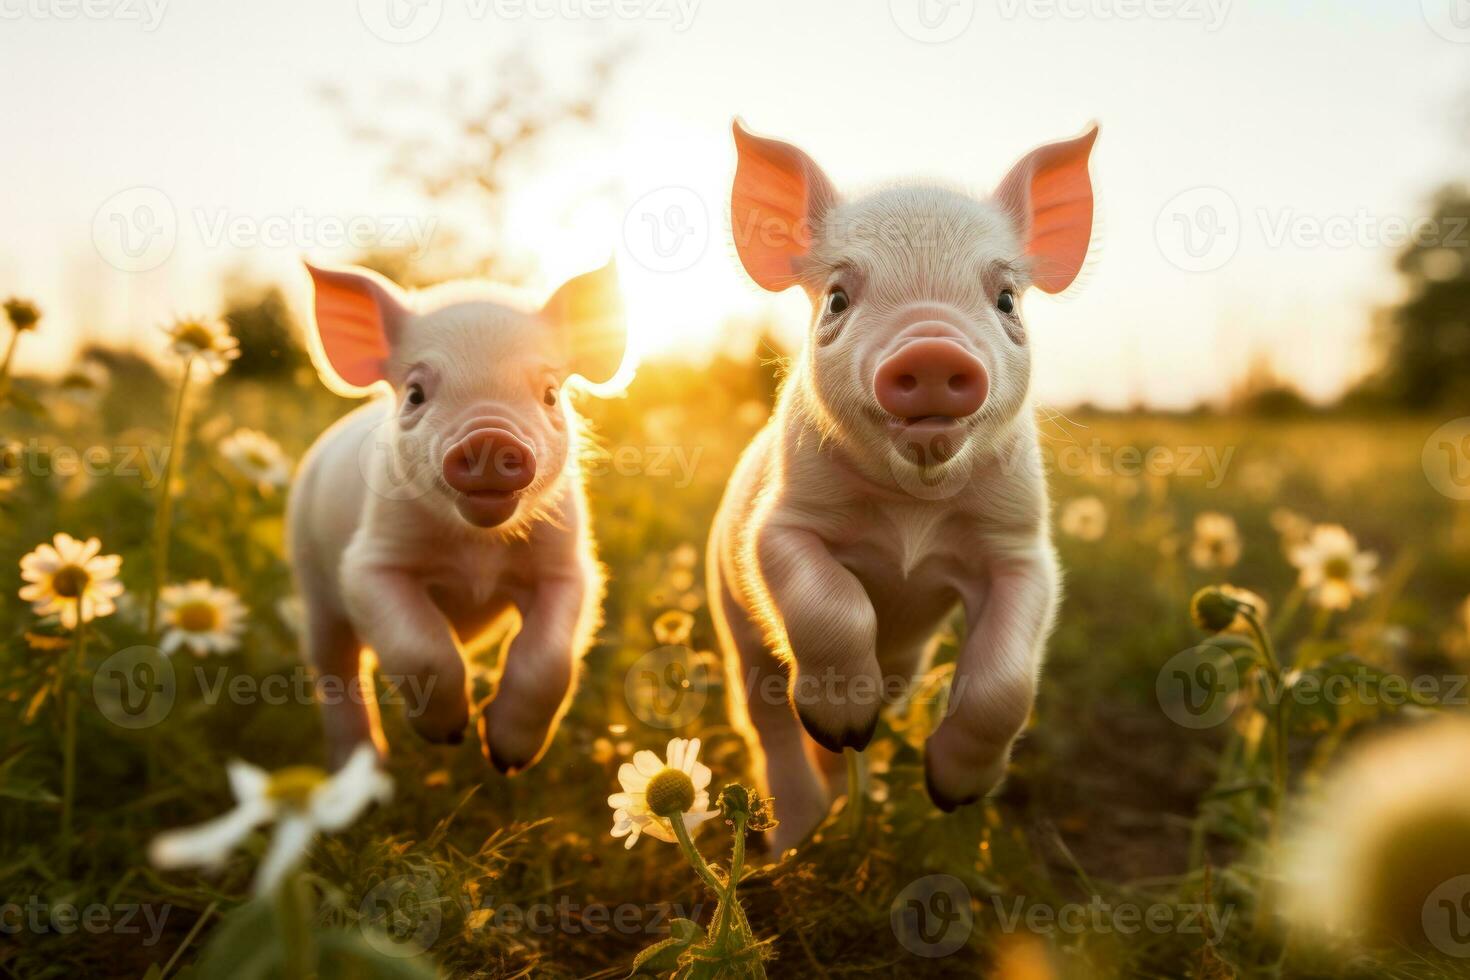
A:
1270 508 1313 551
670 543 699 569
0 438 21 495
1058 496 1107 542
1283 718 1470 952
158 581 248 656
1189 512 1241 569
19 533 123 629
1191 584 1269 636
608 737 718 849
1289 524 1378 611
163 316 239 375
3 297 40 332
652 609 696 646
149 743 391 895
219 428 293 492
717 784 778 833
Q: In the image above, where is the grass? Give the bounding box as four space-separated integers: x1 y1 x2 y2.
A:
3 349 1470 978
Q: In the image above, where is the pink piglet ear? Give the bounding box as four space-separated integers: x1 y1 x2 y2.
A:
543 257 626 387
993 124 1099 294
303 262 411 391
730 119 837 292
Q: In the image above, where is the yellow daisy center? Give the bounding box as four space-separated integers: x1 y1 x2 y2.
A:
173 322 217 351
175 599 221 633
645 767 695 817
51 564 91 599
1324 556 1352 581
266 766 328 808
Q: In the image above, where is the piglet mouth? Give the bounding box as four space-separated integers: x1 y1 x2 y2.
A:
889 415 965 431
452 489 522 528
868 410 972 467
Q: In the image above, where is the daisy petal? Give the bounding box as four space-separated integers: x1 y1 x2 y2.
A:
254 813 315 895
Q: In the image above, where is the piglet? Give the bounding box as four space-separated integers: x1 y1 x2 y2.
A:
709 121 1097 848
288 260 625 772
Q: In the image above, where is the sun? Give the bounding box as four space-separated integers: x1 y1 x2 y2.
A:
499 113 806 389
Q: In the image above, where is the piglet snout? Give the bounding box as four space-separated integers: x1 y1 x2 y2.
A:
442 429 536 527
874 339 988 421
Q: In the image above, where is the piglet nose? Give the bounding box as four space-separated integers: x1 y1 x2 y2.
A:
442 428 536 495
874 338 989 420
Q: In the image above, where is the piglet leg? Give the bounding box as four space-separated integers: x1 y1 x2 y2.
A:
924 551 1055 810
343 569 469 745
479 575 590 774
758 526 882 753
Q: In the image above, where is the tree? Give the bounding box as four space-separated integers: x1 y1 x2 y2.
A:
320 46 627 286
1365 186 1470 410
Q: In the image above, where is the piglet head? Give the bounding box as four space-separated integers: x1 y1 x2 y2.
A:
730 120 1097 479
305 259 625 529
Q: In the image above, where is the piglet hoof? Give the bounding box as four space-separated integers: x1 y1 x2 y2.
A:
407 706 470 747
795 703 879 754
922 744 1007 813
478 708 550 776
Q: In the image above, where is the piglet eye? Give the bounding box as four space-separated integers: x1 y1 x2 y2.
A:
824 287 849 318
997 289 1016 315
406 382 426 406
543 385 559 408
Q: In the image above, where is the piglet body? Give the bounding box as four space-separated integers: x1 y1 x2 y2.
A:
709 122 1098 849
288 261 625 772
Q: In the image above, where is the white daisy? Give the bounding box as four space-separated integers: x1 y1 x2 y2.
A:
158 581 248 656
1059 496 1107 542
163 317 240 375
1289 524 1379 611
1189 512 1241 569
218 428 293 493
608 737 718 849
18 533 124 629
149 744 392 895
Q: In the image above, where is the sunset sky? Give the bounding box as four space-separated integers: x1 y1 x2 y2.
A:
2 0 1466 407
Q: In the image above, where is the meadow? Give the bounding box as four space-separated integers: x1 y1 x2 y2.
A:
3 315 1470 979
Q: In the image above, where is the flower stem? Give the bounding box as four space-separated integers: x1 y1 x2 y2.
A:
845 747 865 835
1244 607 1290 941
146 356 193 641
0 326 20 402
713 815 747 952
1243 610 1287 818
274 873 315 980
671 814 724 895
59 618 86 870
